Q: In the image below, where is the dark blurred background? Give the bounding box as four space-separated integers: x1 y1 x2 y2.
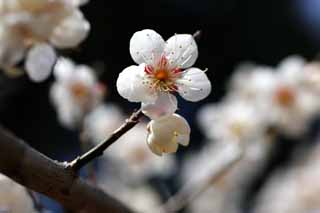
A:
0 0 319 212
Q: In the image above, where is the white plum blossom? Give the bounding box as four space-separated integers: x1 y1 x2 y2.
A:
117 29 211 119
147 113 191 156
0 174 37 213
0 0 90 82
50 57 105 129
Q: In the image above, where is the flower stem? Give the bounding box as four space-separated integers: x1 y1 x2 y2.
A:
68 109 144 171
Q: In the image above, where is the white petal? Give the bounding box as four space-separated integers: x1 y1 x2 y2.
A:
165 34 198 69
116 64 157 103
53 57 75 81
142 93 177 120
147 139 163 156
50 10 90 48
177 68 211 102
147 114 190 155
69 0 89 7
129 29 165 65
74 65 96 86
25 43 56 82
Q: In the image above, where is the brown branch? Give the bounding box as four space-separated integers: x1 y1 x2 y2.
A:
0 126 132 213
68 109 144 171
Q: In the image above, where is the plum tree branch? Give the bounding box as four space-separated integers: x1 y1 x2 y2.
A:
0 126 132 213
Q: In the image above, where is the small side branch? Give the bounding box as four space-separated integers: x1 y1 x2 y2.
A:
68 109 144 171
0 126 132 213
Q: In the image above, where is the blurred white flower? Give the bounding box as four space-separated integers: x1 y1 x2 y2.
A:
254 143 320 213
303 62 320 97
50 57 105 129
0 0 90 82
182 139 271 213
98 175 162 213
227 55 320 137
0 174 36 213
147 113 190 155
107 123 176 182
198 99 267 143
83 104 124 144
117 29 211 119
266 56 319 136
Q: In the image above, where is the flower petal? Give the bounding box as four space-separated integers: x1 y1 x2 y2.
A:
50 10 90 48
147 114 190 155
142 93 177 120
116 64 157 103
165 34 198 69
177 68 211 102
25 43 56 82
53 57 75 82
70 0 89 7
129 29 165 65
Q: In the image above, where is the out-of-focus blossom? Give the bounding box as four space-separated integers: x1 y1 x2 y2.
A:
98 175 161 213
0 0 90 82
0 174 36 213
198 99 267 143
83 104 124 144
50 57 105 129
147 113 190 155
107 124 176 182
268 56 319 136
117 29 211 119
182 139 271 213
254 142 320 213
224 55 320 137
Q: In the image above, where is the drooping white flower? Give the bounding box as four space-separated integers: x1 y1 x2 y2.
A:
50 57 105 129
0 174 37 213
0 0 90 82
147 113 190 156
117 29 211 119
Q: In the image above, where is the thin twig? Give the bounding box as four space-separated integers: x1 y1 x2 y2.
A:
68 109 144 171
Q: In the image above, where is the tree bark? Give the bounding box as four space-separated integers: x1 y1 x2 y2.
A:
0 126 132 213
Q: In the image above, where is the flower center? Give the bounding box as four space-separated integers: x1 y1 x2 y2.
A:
274 86 296 107
144 55 182 92
70 82 90 100
154 69 169 81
